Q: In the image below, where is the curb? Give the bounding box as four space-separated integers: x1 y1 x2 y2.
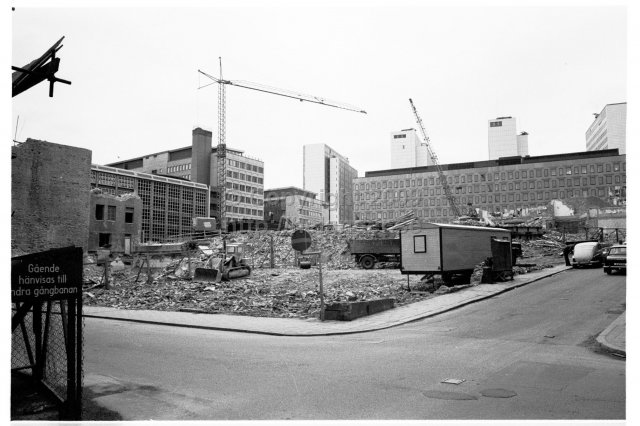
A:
82 266 571 337
595 312 626 357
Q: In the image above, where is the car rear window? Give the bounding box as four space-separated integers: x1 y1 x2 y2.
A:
609 247 626 255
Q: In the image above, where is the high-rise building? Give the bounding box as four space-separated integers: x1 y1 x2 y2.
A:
488 116 529 159
390 128 432 168
586 102 626 154
107 127 265 223
303 143 357 224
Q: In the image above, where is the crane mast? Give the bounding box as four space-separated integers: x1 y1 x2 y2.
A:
409 98 462 218
198 61 366 229
216 58 227 229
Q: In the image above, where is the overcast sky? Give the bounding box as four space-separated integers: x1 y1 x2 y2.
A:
10 2 629 190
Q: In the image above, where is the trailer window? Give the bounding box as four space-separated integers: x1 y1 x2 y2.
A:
413 235 427 253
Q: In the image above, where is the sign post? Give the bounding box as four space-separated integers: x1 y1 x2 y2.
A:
291 230 325 320
11 246 83 420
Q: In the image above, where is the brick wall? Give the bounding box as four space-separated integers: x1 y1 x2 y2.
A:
88 190 143 253
11 139 92 254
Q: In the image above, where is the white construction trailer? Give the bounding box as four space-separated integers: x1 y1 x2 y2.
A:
400 223 511 284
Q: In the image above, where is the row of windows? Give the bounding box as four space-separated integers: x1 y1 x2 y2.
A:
226 206 263 215
355 162 625 191
225 182 264 195
355 186 625 212
168 163 192 173
95 204 135 223
299 209 322 218
356 175 624 201
228 159 264 174
226 193 264 205
227 170 264 184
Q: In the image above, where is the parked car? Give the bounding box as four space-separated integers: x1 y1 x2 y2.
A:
571 241 607 268
603 244 627 275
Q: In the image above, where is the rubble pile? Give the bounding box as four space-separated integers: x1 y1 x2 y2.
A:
83 267 433 319
81 229 567 319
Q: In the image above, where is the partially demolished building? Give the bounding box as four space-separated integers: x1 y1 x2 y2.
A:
90 164 209 244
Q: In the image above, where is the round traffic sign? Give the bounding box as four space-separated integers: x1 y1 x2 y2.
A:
291 230 312 252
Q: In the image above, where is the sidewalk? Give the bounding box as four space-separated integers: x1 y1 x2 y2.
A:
596 311 626 356
82 265 625 352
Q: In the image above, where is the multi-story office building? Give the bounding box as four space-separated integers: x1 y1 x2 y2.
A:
353 149 625 223
488 116 529 159
390 128 432 168
586 102 627 154
107 127 265 223
91 164 209 242
263 187 326 228
303 143 357 225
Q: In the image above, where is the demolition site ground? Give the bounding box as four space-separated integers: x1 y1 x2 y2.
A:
81 230 569 319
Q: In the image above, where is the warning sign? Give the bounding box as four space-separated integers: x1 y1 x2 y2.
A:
11 246 83 302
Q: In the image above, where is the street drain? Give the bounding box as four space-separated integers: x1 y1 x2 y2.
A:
480 388 517 398
422 390 478 400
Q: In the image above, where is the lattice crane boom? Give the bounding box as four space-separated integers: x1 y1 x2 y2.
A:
409 98 462 218
198 61 366 228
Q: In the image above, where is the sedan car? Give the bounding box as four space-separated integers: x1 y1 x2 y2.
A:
603 244 626 275
572 241 607 268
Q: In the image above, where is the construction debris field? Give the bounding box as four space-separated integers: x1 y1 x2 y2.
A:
82 229 585 319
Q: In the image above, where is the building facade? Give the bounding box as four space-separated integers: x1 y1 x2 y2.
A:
353 149 626 223
586 102 626 154
390 128 432 168
107 127 265 223
488 116 529 159
303 143 357 225
263 187 326 228
89 189 143 253
91 164 209 243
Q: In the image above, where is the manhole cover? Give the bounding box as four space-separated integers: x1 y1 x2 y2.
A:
422 390 477 400
480 388 517 398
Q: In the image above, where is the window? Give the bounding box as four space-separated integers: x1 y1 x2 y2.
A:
106 205 116 221
490 121 502 127
393 134 406 139
414 235 427 253
98 233 111 247
124 207 134 223
581 166 587 174
95 204 105 220
614 163 620 172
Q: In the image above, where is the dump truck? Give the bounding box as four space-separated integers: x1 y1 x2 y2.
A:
400 223 512 285
349 238 401 269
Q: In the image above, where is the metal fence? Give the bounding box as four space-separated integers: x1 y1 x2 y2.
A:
12 300 83 420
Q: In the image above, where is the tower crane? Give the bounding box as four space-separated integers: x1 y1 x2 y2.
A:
198 58 366 230
408 98 463 218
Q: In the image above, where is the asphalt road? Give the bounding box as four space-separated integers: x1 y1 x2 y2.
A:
83 267 626 420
